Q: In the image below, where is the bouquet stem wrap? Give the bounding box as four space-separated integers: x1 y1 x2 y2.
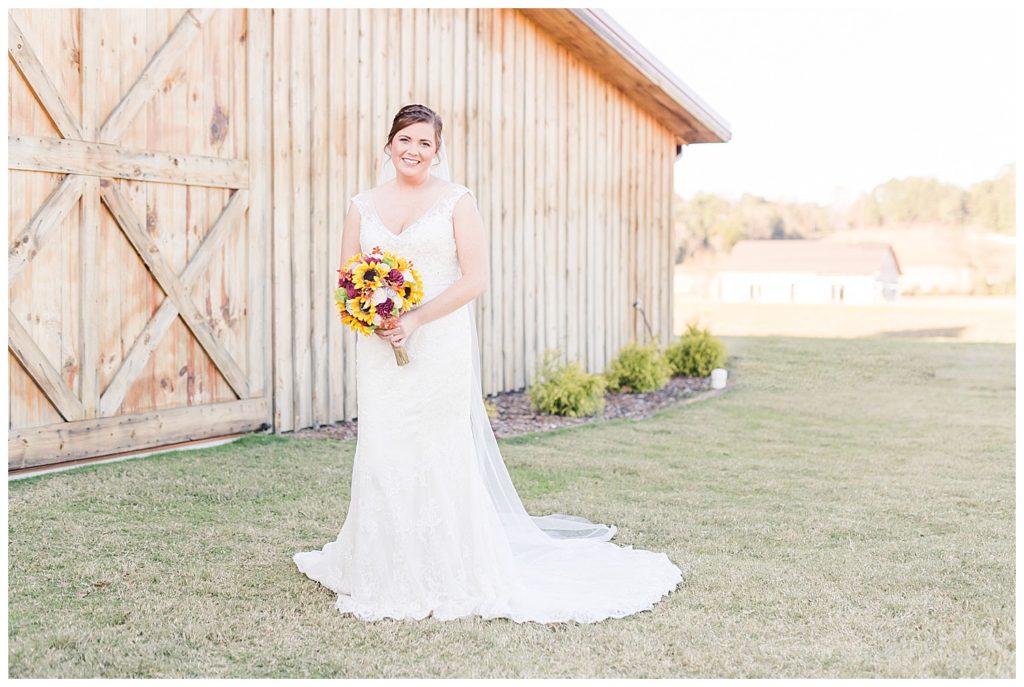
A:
390 340 410 366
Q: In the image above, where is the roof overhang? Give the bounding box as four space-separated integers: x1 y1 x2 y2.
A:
518 8 732 148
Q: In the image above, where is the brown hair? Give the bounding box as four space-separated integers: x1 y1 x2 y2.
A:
385 104 443 152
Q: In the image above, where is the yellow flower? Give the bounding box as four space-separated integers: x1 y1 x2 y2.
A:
352 261 388 290
345 294 376 323
390 254 412 272
340 311 374 336
399 266 424 309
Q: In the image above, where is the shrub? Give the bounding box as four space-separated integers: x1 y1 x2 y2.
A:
604 342 673 393
527 349 607 417
666 323 727 377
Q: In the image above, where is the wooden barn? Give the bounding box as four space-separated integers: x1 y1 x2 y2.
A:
7 8 730 473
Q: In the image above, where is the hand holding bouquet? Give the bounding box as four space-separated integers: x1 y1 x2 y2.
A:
335 246 425 366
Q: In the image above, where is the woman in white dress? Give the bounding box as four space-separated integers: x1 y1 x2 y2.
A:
293 104 685 623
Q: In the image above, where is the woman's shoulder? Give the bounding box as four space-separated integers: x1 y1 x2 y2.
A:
447 182 475 202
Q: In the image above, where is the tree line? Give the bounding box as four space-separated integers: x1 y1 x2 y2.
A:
673 163 1015 263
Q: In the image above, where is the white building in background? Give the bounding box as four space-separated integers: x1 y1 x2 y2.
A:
714 240 902 304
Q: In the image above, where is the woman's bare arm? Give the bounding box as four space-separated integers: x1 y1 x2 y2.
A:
340 200 361 269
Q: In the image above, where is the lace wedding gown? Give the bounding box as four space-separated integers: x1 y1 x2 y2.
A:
293 182 685 623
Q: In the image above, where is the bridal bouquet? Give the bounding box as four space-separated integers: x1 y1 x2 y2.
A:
335 245 424 366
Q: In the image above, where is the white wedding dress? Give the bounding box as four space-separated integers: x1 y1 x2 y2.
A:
293 181 685 623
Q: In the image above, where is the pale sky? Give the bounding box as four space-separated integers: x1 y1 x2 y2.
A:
603 2 1018 206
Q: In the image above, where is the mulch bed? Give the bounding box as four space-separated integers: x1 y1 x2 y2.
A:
290 374 723 441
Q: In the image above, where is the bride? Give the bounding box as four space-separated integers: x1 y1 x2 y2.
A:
293 104 685 623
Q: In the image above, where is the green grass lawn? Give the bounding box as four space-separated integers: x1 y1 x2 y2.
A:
7 335 1015 678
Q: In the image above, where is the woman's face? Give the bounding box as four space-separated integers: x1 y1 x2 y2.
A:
386 121 439 179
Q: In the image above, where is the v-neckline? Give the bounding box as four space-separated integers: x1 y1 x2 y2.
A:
367 184 452 239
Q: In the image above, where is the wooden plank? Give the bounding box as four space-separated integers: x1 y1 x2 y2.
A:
8 309 85 421
477 8 491 394
386 8 400 117
8 173 84 282
310 8 329 426
522 17 536 386
99 190 249 416
638 111 648 342
427 9 441 116
624 102 634 342
117 7 154 415
271 8 294 431
512 12 525 389
98 8 215 144
555 44 567 368
581 65 590 369
375 9 391 182
343 8 359 420
651 117 658 341
400 9 414 104
371 8 387 188
666 133 676 338
326 8 344 423
539 31 555 367
411 8 426 105
9 135 249 188
290 7 312 430
584 68 595 372
465 9 481 378
501 10 514 389
100 182 251 399
247 8 271 400
603 81 614 365
78 8 100 418
7 10 83 140
8 397 269 470
484 9 500 394
615 92 624 352
451 8 467 184
664 129 673 341
217 12 245 405
437 8 453 174
595 77 608 368
565 53 578 365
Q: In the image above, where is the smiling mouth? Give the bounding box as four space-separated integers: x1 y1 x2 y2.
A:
401 158 421 166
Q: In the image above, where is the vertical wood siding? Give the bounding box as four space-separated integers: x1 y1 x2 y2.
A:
269 7 677 430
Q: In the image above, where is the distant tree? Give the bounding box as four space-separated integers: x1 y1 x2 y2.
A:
966 164 1015 234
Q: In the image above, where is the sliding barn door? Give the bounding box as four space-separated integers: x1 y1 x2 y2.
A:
8 8 272 470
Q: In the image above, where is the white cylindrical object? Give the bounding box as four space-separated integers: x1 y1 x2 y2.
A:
710 368 727 389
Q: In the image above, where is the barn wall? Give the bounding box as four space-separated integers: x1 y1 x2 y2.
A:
7 6 680 465
271 7 678 432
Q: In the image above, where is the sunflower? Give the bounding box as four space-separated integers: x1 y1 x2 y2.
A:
398 267 424 309
352 262 389 290
340 310 374 336
345 294 376 323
